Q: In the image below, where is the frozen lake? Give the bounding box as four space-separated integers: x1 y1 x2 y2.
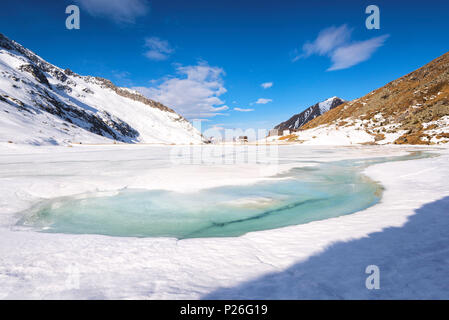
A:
17 152 429 239
0 143 448 299
17 160 382 239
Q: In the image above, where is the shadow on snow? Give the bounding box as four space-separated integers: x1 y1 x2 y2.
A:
203 196 449 299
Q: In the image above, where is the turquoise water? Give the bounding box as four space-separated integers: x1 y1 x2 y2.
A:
17 151 431 239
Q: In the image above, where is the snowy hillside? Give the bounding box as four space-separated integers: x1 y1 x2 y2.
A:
274 97 344 131
299 52 449 145
0 33 204 145
268 52 449 146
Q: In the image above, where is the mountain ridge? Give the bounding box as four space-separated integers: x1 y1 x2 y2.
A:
0 33 203 145
274 97 345 132
300 51 449 145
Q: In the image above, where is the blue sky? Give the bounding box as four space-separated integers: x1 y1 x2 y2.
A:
1 0 448 133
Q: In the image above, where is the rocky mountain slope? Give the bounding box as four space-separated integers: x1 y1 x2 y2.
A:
0 33 204 145
300 51 449 145
274 97 345 131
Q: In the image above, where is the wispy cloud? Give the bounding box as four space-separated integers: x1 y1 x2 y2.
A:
295 25 352 61
254 98 272 104
75 0 149 24
133 62 228 118
213 105 229 111
327 35 389 71
144 37 174 61
293 24 389 71
234 107 254 112
261 82 273 89
191 119 211 123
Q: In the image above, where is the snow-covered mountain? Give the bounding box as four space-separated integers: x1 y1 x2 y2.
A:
0 33 205 145
300 51 449 145
266 52 449 145
274 97 345 131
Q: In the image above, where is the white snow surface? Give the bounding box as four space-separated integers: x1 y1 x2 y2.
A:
0 38 203 145
0 143 448 299
263 123 376 145
423 116 449 144
269 115 447 146
299 123 375 145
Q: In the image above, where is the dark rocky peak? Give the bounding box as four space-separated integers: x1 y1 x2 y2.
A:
18 64 51 88
274 97 345 132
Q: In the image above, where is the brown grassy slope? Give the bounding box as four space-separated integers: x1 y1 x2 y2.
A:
302 52 449 144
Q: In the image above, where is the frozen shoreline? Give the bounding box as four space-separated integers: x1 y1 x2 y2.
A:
0 144 448 299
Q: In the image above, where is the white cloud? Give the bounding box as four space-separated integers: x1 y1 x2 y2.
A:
75 0 149 24
327 35 389 71
133 63 228 118
296 25 352 60
144 37 174 61
293 24 389 71
234 107 254 112
261 82 273 89
214 105 229 111
254 98 272 104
